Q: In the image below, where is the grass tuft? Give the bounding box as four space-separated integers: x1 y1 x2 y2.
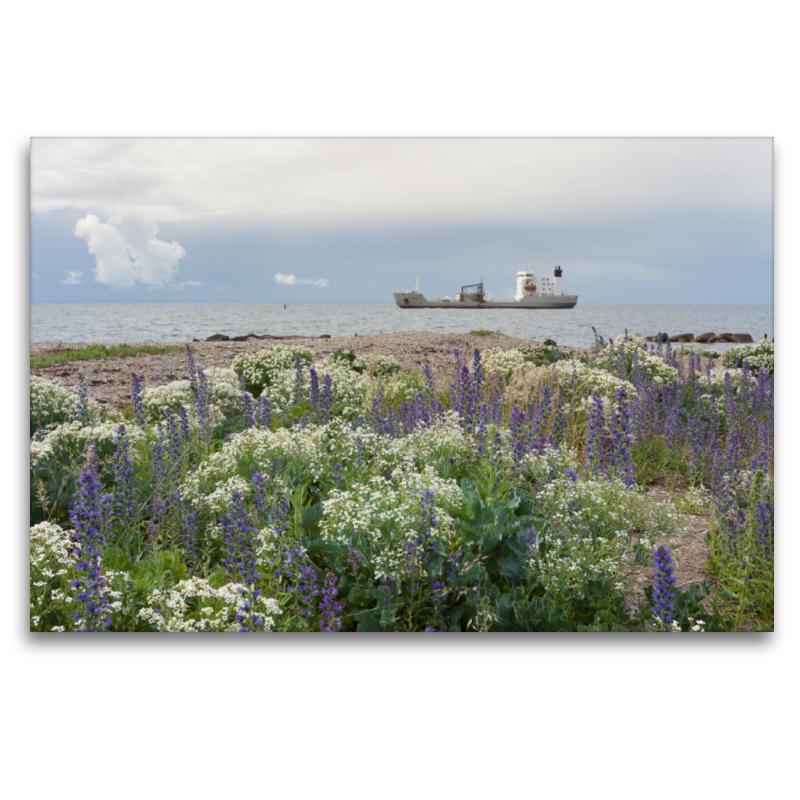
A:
31 344 184 369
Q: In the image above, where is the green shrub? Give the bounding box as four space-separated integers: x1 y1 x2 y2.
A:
721 339 774 374
232 346 313 396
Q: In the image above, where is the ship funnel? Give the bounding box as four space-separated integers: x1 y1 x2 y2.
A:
554 266 563 277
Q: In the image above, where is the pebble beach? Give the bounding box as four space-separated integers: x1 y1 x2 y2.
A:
31 330 570 408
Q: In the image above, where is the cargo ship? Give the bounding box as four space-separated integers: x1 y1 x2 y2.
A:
393 264 578 309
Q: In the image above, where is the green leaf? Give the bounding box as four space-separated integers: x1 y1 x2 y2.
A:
302 501 324 530
498 553 525 584
355 611 383 632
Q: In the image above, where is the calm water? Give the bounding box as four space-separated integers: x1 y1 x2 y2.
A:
30 303 774 350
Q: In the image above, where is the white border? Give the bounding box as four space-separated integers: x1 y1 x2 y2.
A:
5 2 795 796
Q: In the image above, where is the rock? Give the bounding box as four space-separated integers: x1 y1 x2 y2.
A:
192 338 200 342
231 333 261 341
669 333 694 342
644 332 669 343
695 332 716 343
718 333 734 342
206 333 230 342
319 334 331 339
709 336 728 343
732 333 753 343
543 339 557 346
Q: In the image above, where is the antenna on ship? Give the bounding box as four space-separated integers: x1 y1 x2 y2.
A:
414 274 419 292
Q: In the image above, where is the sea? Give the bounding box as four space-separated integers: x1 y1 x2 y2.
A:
30 303 774 351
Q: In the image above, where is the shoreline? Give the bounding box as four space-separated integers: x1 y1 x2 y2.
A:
31 331 565 408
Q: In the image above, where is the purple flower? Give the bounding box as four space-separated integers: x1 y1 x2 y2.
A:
319 374 335 423
612 386 635 486
131 371 146 429
221 491 264 631
652 545 676 625
77 373 90 427
178 405 191 442
309 367 320 410
163 408 184 479
431 581 447 608
584 393 613 479
69 451 113 631
293 354 305 407
317 572 343 631
257 395 273 429
112 425 136 523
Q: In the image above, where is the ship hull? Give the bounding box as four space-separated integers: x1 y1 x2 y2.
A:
393 292 578 309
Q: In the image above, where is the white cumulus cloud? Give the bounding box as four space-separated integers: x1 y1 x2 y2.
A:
59 270 84 285
74 213 186 289
274 272 328 287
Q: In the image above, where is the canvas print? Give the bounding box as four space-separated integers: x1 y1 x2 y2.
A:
29 138 774 632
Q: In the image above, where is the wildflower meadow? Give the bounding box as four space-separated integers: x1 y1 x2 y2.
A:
29 334 774 632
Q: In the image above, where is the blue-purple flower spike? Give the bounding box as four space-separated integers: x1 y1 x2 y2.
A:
131 371 146 429
652 545 677 625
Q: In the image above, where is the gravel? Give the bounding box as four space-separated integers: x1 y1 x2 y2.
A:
30 330 574 409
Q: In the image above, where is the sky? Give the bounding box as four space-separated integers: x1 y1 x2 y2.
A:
30 137 773 304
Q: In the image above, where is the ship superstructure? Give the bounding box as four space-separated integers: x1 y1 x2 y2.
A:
393 263 577 309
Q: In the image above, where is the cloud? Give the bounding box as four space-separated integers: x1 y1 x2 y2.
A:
59 270 84 284
274 272 328 287
32 138 773 228
74 213 186 288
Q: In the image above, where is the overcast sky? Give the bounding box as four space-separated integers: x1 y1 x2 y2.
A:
30 137 773 304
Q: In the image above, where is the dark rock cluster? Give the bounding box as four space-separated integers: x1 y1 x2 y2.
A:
643 332 755 344
203 333 331 342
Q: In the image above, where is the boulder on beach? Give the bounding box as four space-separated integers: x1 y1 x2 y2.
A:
695 332 716 343
232 333 261 341
319 334 331 339
732 333 754 343
669 333 694 343
644 333 669 342
718 333 735 342
206 333 230 342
